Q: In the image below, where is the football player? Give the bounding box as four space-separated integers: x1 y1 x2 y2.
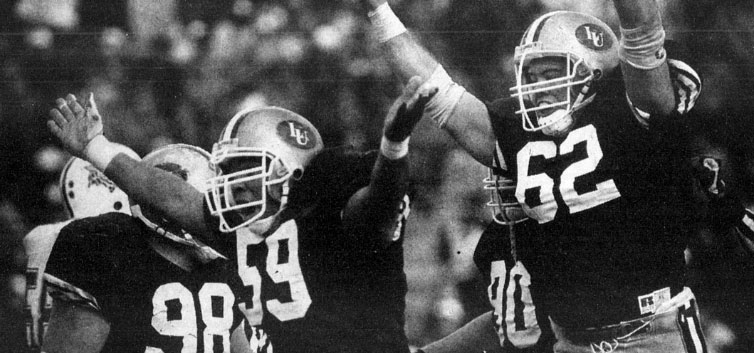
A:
47 77 436 352
24 146 137 352
41 144 251 353
364 0 706 352
416 165 554 353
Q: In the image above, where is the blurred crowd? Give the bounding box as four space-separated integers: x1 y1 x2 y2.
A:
0 0 752 352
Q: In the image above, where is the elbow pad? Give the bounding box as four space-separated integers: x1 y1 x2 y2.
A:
424 65 467 128
619 17 667 70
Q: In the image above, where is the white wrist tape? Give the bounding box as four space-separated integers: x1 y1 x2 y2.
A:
368 3 407 43
424 65 467 128
84 134 120 171
619 17 667 70
380 136 409 160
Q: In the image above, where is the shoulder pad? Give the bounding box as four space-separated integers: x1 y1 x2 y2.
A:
45 213 142 309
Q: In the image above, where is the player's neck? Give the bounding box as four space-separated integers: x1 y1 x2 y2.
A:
147 236 201 272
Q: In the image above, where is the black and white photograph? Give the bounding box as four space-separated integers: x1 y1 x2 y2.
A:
1 0 753 352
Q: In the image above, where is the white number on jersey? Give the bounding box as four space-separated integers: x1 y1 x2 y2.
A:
515 124 621 223
237 220 312 324
489 260 541 348
149 282 235 353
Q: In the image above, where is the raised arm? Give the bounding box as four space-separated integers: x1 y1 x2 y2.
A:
364 0 496 166
613 0 675 116
342 77 434 247
47 94 214 239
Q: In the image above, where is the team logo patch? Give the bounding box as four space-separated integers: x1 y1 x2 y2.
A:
575 24 612 51
85 165 118 193
277 121 317 149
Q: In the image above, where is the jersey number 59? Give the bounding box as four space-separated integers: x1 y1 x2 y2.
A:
237 220 312 325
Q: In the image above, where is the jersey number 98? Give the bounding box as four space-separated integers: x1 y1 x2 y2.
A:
149 283 235 353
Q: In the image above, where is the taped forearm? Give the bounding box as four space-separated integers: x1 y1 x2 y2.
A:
618 8 667 70
368 3 407 43
424 65 467 128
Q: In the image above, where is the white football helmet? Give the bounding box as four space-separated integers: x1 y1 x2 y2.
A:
60 144 139 218
510 11 619 136
206 106 324 233
129 144 221 256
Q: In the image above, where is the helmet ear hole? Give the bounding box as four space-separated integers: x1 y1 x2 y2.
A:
593 69 603 81
292 168 304 180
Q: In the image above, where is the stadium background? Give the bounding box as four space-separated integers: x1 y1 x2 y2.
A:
0 0 752 352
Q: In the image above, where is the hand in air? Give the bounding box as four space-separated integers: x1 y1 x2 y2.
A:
48 93 103 158
383 76 438 142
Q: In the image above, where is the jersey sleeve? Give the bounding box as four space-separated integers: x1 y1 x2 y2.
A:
628 59 702 126
44 213 140 311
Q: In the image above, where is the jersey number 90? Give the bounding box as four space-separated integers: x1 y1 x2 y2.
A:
489 260 540 348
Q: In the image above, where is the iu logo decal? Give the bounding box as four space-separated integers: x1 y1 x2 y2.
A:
277 121 317 149
575 24 612 51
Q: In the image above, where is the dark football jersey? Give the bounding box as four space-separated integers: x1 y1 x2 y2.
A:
486 66 701 328
209 147 410 353
473 220 554 353
44 212 244 353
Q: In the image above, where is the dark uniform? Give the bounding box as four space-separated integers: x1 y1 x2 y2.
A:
207 147 410 353
45 212 243 353
486 63 701 329
474 220 554 353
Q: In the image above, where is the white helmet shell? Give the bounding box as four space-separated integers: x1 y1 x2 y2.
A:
60 144 139 218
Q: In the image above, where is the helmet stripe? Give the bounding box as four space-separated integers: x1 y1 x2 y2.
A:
223 108 254 141
529 12 558 43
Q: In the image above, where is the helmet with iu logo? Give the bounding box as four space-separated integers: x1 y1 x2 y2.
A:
60 143 139 219
510 11 619 136
206 106 324 232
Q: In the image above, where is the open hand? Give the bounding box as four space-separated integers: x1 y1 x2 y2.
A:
48 93 104 158
383 76 438 142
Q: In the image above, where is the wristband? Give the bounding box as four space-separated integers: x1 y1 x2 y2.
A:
84 134 120 171
380 136 409 160
368 3 407 43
